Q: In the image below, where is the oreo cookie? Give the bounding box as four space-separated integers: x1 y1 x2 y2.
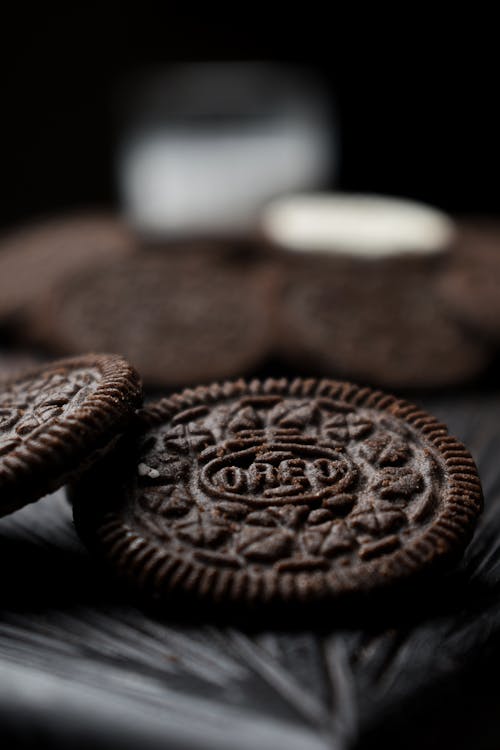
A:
0 354 142 517
435 222 500 340
71 378 482 607
277 256 490 388
28 252 277 388
0 213 135 322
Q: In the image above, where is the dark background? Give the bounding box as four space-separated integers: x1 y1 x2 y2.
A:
1 13 500 750
0 9 498 229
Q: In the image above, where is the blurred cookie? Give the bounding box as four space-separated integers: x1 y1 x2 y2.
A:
28 252 277 388
277 256 490 389
0 354 142 517
71 377 482 607
0 351 45 381
435 222 500 340
0 213 136 322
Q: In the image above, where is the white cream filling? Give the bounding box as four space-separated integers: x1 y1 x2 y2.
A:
261 193 456 257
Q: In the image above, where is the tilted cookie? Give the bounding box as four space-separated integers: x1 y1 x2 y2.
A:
0 354 142 517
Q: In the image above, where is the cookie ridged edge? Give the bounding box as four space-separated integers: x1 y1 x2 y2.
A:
0 354 142 515
80 377 483 605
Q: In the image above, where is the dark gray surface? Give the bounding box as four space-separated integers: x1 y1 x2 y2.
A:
1 392 500 749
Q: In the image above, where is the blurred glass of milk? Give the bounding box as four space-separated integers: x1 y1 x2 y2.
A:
117 63 336 239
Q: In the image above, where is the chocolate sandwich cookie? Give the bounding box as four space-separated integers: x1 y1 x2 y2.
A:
0 213 136 322
28 252 277 388
435 222 500 340
0 354 142 518
71 378 482 607
277 256 490 389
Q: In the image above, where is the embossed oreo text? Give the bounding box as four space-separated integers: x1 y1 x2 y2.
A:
201 444 357 504
134 394 443 569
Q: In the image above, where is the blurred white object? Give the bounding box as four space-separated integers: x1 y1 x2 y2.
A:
261 193 456 257
118 63 334 238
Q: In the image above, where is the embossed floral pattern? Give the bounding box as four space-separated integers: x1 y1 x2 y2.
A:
132 394 442 571
0 368 100 454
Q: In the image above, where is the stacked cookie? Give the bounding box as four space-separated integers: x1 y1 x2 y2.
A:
0 355 483 609
0 200 498 392
263 195 496 389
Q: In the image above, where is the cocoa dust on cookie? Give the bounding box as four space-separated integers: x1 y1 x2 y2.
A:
0 354 142 517
71 378 482 607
